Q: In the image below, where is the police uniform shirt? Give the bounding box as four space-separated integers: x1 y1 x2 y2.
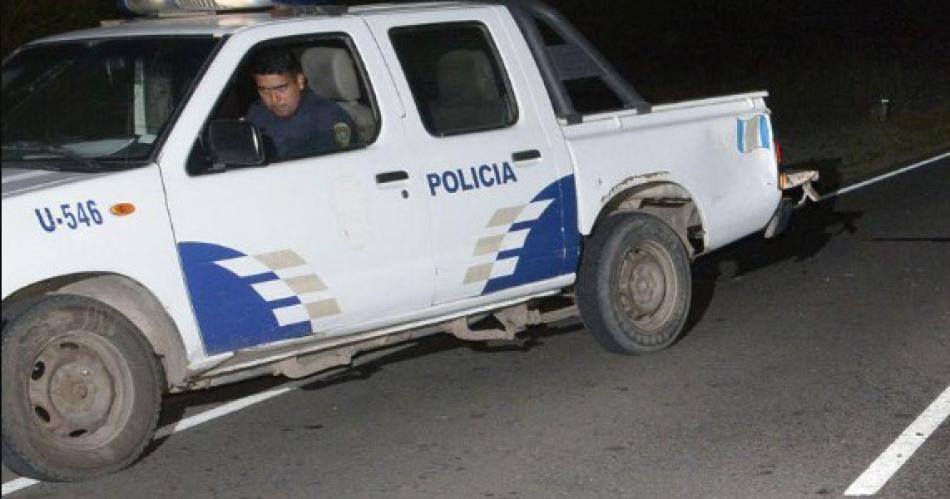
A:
247 90 355 160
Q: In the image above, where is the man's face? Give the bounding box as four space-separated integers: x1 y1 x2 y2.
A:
254 72 307 119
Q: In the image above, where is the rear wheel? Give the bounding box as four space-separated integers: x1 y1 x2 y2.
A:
577 213 692 354
2 295 162 481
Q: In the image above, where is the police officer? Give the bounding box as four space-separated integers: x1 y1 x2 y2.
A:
246 47 355 160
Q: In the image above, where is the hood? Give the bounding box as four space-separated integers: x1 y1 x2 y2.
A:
1 167 110 199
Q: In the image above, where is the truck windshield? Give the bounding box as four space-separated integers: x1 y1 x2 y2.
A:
1 37 217 171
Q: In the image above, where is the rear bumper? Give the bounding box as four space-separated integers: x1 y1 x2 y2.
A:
764 169 820 238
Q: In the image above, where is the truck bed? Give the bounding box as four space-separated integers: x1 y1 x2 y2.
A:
562 91 782 252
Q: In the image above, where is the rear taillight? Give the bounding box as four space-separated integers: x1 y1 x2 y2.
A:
773 139 783 166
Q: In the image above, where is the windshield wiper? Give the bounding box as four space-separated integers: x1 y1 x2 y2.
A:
1 141 107 172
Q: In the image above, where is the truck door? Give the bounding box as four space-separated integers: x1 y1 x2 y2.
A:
157 19 433 356
366 8 577 305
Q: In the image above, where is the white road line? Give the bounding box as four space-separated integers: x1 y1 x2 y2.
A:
154 379 304 438
2 379 305 496
845 385 950 496
822 151 950 200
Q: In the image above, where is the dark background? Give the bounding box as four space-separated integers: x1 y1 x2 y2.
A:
3 0 949 183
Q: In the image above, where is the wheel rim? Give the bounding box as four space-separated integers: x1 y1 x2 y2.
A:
617 240 678 339
27 332 134 451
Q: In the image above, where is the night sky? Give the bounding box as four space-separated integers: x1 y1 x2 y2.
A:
4 0 948 103
2 0 949 168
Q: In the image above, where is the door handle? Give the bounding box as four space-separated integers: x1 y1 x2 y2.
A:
376 170 409 184
512 149 542 162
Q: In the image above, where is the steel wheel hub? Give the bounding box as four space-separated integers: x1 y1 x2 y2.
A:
618 241 676 333
28 334 123 444
629 258 666 314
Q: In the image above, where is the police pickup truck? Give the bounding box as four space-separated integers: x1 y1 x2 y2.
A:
1 0 816 481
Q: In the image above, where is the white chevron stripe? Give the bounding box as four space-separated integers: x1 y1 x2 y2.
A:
272 304 310 327
501 229 531 252
251 279 295 302
515 199 554 224
215 256 271 278
490 257 519 279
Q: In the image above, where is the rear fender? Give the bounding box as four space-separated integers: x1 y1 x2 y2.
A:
591 181 706 257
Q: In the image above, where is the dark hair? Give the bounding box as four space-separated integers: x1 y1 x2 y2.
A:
251 47 302 76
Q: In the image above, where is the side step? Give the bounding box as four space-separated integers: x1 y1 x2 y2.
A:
273 301 578 380
187 298 579 390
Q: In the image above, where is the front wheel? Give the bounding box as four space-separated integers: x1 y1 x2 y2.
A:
577 213 692 354
2 295 162 481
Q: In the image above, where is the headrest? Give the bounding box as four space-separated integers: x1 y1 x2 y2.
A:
436 49 500 105
299 47 361 102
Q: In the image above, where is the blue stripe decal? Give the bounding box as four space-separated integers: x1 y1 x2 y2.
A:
178 242 312 355
482 175 580 295
759 115 771 150
269 297 304 309
496 249 521 261
509 221 536 233
245 272 282 285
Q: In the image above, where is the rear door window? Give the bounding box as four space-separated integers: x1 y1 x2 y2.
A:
389 22 518 137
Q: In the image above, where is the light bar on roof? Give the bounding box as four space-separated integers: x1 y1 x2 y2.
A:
120 0 337 15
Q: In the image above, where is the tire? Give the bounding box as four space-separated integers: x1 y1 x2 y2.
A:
1 295 162 481
577 212 692 354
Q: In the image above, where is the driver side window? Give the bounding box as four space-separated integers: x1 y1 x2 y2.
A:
189 35 380 175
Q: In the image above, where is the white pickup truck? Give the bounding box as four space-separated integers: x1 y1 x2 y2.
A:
1 0 815 481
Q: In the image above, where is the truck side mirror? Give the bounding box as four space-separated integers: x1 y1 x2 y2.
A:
207 119 266 169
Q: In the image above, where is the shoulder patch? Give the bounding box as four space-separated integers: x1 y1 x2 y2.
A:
333 122 352 148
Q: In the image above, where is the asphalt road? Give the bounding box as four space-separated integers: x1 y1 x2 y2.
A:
4 159 949 498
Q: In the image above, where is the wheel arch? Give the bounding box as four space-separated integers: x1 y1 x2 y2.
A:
2 273 187 391
589 181 707 257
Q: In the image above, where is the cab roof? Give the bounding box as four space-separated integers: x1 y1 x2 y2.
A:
33 2 489 45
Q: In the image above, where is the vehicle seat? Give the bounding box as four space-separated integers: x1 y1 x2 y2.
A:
431 49 509 133
299 47 375 143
